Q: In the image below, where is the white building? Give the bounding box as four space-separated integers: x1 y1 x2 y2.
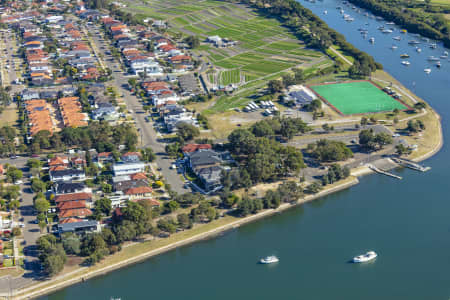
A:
112 162 146 176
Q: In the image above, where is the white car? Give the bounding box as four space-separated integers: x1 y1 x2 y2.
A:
170 164 177 169
14 180 23 185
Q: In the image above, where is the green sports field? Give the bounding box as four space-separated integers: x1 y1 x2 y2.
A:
310 81 407 115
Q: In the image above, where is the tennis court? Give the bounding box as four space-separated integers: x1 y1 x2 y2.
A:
310 81 407 115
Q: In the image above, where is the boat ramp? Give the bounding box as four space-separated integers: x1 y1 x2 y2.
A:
390 157 431 172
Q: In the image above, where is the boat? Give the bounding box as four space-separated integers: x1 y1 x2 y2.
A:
369 37 375 43
424 68 431 74
260 256 279 264
377 25 385 30
400 53 409 58
440 51 448 59
345 17 354 22
401 61 410 66
429 43 437 49
416 48 422 53
428 56 440 61
393 36 401 41
382 29 393 34
401 29 407 34
340 9 344 14
386 21 395 25
436 61 441 68
390 46 397 50
408 40 420 45
352 251 377 263
323 10 328 15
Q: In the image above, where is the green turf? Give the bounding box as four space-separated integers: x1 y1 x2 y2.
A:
310 81 407 115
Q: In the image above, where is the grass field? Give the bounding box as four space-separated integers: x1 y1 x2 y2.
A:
310 81 407 115
123 0 329 99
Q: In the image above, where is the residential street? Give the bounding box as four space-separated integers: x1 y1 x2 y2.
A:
87 24 186 194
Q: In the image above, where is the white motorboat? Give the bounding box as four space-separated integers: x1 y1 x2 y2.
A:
260 256 279 264
429 43 437 49
401 61 410 66
393 36 401 41
408 40 420 45
428 56 440 61
424 68 431 74
416 48 422 53
386 21 395 25
324 10 328 15
352 251 377 263
382 29 393 34
390 46 397 50
369 37 375 43
436 61 441 68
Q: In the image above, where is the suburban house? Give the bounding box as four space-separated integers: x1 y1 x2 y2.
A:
124 186 153 200
186 149 224 193
97 152 114 164
53 182 90 194
48 156 69 168
57 220 100 235
50 169 86 182
113 161 146 176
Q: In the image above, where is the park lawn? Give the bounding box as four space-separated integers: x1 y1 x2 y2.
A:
0 104 18 127
399 108 442 160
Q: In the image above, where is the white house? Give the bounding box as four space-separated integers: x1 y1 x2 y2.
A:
113 162 146 176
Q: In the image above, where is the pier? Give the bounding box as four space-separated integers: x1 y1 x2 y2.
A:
367 164 402 179
390 157 431 172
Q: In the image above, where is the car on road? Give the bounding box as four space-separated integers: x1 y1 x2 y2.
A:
392 133 400 137
14 180 23 184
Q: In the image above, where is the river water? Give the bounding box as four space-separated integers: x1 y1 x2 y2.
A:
43 1 450 299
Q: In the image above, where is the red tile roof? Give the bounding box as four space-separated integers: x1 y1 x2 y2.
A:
59 208 92 219
130 173 148 180
55 192 92 203
125 186 152 195
57 200 86 210
182 144 212 153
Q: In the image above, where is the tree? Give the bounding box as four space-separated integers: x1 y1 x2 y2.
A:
11 227 21 237
177 213 192 229
305 182 322 194
360 117 368 126
164 200 180 213
31 178 46 193
140 147 156 162
62 233 81 255
42 254 65 276
374 132 393 149
176 123 200 142
95 198 112 216
267 80 284 94
396 144 411 156
184 35 200 49
39 221 47 233
6 167 22 183
307 139 353 162
27 158 42 169
35 198 50 215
